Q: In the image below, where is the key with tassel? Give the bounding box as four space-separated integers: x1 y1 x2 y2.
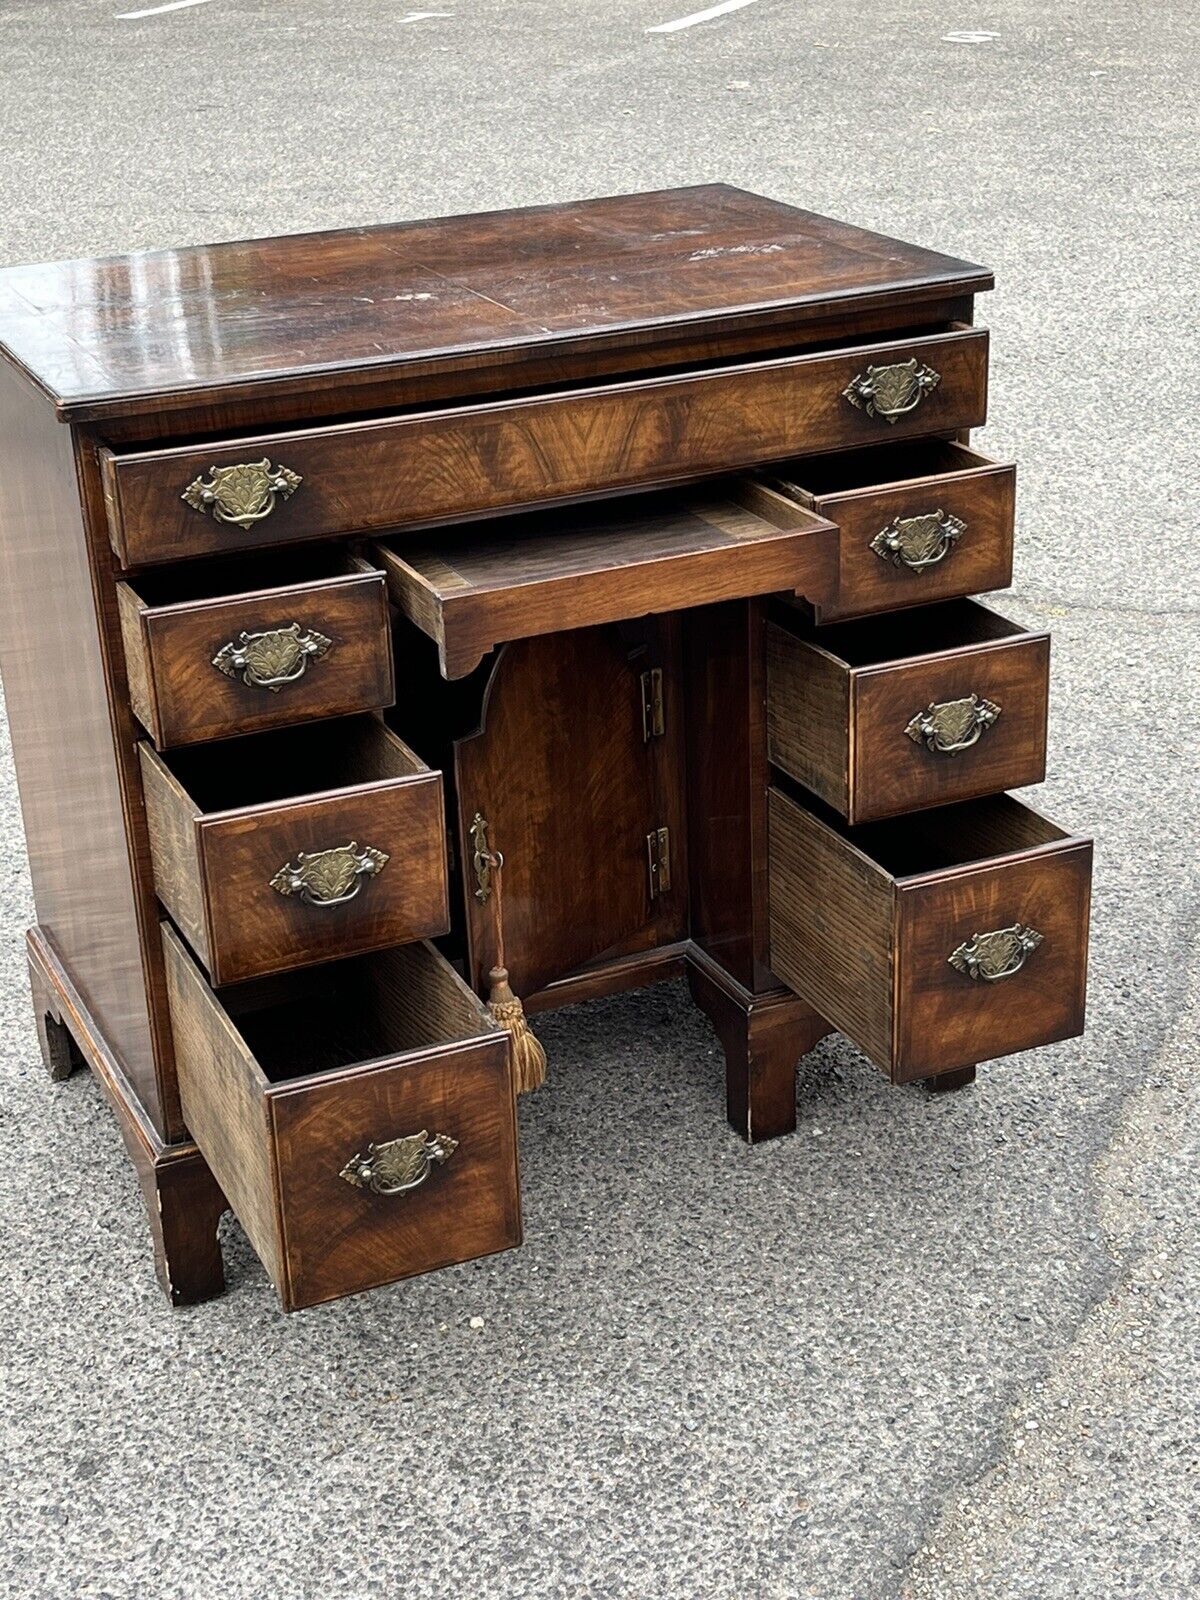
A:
473 830 547 1094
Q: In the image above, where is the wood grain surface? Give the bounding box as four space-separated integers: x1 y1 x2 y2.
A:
0 185 990 423
769 440 1016 623
100 325 988 566
165 926 519 1311
118 553 393 747
377 487 837 678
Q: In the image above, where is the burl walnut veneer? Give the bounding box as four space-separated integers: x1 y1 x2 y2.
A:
0 186 1090 1310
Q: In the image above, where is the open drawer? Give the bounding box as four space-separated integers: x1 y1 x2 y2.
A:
767 599 1050 823
374 483 837 679
140 716 449 985
764 439 1015 623
117 548 394 748
164 927 519 1310
768 786 1091 1082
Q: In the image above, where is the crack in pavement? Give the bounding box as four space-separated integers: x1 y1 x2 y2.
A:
898 925 1200 1600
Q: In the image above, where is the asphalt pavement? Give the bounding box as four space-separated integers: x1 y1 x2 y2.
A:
0 2 1196 1596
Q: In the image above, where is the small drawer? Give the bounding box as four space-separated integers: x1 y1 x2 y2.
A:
117 550 394 749
141 716 449 986
99 324 988 565
767 599 1050 824
768 787 1091 1082
163 926 519 1311
764 440 1015 623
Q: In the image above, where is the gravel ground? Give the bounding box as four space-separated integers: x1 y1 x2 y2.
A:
0 2 1196 1597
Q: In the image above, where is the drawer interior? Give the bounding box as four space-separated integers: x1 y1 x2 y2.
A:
156 715 427 813
799 789 1071 881
780 597 1026 669
767 439 994 501
120 546 375 610
218 941 501 1086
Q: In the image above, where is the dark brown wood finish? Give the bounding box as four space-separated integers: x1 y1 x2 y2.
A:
375 486 838 679
100 325 988 567
767 788 1092 1081
687 945 831 1142
453 621 687 999
140 717 449 985
0 185 990 424
767 599 1051 823
0 362 167 1123
0 187 1093 1312
117 551 394 747
766 440 1016 623
164 927 519 1311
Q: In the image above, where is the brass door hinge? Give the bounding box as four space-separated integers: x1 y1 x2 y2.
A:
640 667 665 741
647 826 671 900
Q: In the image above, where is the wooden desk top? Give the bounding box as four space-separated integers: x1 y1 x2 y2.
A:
0 184 989 423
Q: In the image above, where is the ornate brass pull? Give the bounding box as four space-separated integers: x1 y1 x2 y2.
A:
269 842 388 906
339 1131 458 1195
181 459 302 530
905 694 1000 755
949 924 1043 982
843 358 940 423
871 510 966 572
212 623 333 692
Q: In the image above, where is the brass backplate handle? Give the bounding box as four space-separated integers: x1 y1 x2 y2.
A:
269 842 388 906
949 924 1043 982
905 694 1000 755
181 458 302 529
339 1131 459 1196
212 623 333 692
871 510 966 572
843 358 941 423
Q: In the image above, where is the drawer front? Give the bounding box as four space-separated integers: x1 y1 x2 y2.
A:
197 779 450 985
895 843 1091 1080
271 1034 517 1308
164 929 520 1311
813 457 1015 623
120 570 394 748
101 326 989 565
851 633 1050 821
767 611 1050 824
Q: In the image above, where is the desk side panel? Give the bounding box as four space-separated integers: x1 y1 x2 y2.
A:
0 361 162 1128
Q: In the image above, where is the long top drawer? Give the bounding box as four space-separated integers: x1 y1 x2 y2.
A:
100 325 988 565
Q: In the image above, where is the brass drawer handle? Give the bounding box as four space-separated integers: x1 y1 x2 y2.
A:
212 623 332 692
339 1131 458 1195
843 358 941 423
905 694 1000 755
269 842 389 906
181 458 302 529
949 924 1043 982
871 510 966 572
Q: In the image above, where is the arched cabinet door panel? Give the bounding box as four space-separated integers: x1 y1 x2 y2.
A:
454 620 686 1000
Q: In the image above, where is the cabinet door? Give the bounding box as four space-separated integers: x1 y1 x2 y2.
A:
454 621 685 998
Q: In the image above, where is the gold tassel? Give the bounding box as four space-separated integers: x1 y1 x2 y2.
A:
486 964 547 1094
481 848 547 1093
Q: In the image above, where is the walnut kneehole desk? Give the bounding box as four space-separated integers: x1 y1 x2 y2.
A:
0 186 1091 1311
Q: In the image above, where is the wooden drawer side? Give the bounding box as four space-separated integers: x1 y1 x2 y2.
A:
767 788 894 1068
163 925 285 1286
766 622 851 812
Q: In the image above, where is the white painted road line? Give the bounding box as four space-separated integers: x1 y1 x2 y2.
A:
399 11 455 20
647 0 761 34
116 0 213 16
